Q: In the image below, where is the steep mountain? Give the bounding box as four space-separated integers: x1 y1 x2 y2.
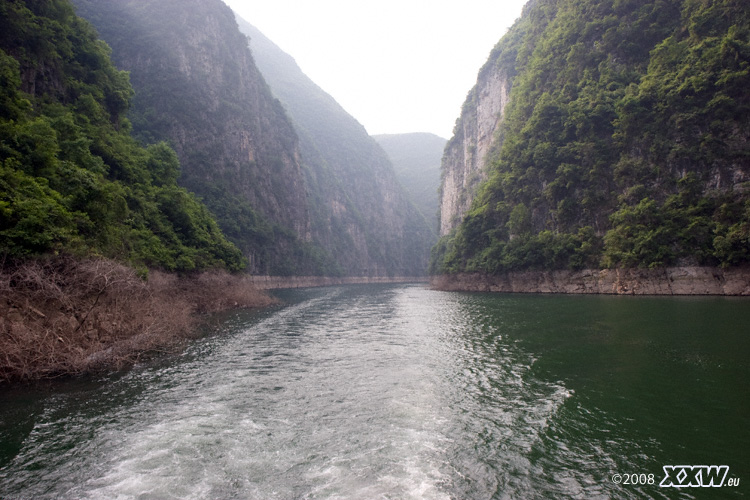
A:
438 46 515 238
0 0 243 272
236 18 434 276
433 0 750 275
72 0 329 275
373 133 446 235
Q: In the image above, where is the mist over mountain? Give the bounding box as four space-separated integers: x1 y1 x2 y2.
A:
236 17 434 276
433 0 750 275
72 0 322 275
373 133 446 235
72 0 432 276
11 0 744 284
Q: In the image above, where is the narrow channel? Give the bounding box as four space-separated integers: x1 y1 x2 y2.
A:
1 284 747 499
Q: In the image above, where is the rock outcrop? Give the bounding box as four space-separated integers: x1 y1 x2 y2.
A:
432 267 750 296
432 0 750 282
439 67 513 236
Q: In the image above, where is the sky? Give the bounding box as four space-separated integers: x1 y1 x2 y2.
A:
222 0 528 139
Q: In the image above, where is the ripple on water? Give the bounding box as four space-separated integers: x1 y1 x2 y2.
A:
7 285 741 499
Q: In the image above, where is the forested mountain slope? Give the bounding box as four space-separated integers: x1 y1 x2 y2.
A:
74 0 433 276
0 0 243 272
236 18 434 276
433 0 750 274
72 0 329 275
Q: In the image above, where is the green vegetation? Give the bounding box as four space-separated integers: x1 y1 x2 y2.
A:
0 0 244 271
73 0 346 276
432 0 750 274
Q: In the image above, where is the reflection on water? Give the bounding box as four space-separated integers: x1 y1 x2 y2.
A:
0 284 747 499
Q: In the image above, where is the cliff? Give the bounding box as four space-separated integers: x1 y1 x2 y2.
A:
435 2 543 237
438 60 514 236
373 133 446 236
236 17 434 276
433 0 750 279
73 0 434 276
0 1 270 381
73 0 322 275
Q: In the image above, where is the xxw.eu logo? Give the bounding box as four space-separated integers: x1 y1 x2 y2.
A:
660 466 737 488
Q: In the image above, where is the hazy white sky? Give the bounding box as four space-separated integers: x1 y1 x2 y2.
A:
223 0 528 139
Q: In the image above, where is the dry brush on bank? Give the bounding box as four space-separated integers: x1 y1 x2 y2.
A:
0 256 276 382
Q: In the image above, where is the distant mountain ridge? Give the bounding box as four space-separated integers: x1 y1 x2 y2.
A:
236 17 434 276
373 133 446 235
73 0 433 276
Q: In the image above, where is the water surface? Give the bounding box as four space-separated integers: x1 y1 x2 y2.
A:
1 284 747 498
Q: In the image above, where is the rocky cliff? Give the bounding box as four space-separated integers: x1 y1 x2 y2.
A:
73 0 318 274
236 17 434 276
439 63 514 236
0 0 245 272
435 1 541 238
433 0 750 279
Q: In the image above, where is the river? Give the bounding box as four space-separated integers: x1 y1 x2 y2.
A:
1 284 747 499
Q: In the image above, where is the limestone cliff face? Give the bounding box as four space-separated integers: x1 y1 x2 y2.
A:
439 67 513 236
73 0 312 272
431 267 750 296
436 0 540 238
237 18 434 276
74 0 435 276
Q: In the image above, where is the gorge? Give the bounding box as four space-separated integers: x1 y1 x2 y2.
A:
1 1 749 498
73 0 434 278
1 0 749 387
0 0 439 381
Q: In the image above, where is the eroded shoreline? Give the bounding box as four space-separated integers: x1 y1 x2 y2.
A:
431 267 750 296
0 257 277 383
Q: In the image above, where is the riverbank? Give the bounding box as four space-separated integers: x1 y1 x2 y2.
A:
0 257 277 383
431 266 750 295
247 275 428 289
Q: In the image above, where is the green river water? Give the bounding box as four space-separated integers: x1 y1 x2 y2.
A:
0 284 747 499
